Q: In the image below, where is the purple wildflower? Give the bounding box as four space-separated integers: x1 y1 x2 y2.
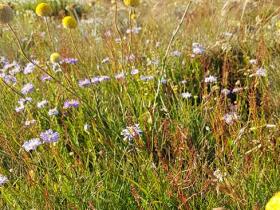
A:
21 83 34 95
78 78 91 88
121 124 143 142
40 129 59 143
63 99 79 109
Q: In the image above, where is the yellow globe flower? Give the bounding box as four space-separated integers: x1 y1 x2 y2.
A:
62 16 77 29
123 0 140 7
50 52 61 63
266 192 280 210
0 4 14 24
276 20 280 29
35 3 52 17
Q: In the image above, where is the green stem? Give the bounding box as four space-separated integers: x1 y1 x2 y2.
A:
44 17 55 52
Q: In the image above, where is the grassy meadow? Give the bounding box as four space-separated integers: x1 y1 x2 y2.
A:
1 0 280 209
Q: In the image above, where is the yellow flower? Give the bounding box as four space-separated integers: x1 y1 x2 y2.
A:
266 192 280 210
130 12 137 20
276 20 280 29
0 4 14 24
35 3 52 17
50 52 61 63
62 16 77 29
123 0 140 7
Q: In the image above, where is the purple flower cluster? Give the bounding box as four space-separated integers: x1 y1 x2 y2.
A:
22 129 60 152
63 99 79 109
40 129 60 143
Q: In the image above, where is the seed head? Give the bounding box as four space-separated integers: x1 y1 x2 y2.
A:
0 4 14 24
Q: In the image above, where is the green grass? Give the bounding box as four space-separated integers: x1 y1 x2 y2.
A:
0 0 280 209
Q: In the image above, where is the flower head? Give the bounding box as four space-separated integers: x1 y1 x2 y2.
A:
121 124 143 142
21 83 34 95
35 3 52 17
40 129 59 143
63 99 79 109
0 4 13 24
62 16 77 29
0 174 8 186
50 52 61 63
48 107 59 116
123 0 140 7
22 138 42 152
266 192 280 210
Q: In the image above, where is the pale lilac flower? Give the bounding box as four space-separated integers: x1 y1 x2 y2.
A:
78 78 91 88
37 100 48 109
255 67 267 77
98 75 110 82
21 83 34 95
63 99 79 109
181 92 192 99
22 138 42 152
232 87 243 93
91 76 100 84
24 119 36 126
48 108 59 116
15 104 25 113
126 26 142 34
126 54 136 61
41 74 52 82
249 59 257 65
170 50 182 57
0 174 8 186
131 69 139 75
161 78 167 84
23 62 36 74
3 75 17 85
221 88 231 96
223 112 238 125
101 57 110 64
115 72 126 80
204 75 217 83
9 64 21 75
61 58 78 65
266 124 276 129
40 129 59 143
18 97 32 105
140 75 154 81
121 124 143 142
192 43 205 55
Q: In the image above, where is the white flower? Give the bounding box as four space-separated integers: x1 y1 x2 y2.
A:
24 119 36 126
205 75 217 83
37 100 48 109
192 43 205 55
0 174 8 186
181 92 192 99
256 67 267 77
22 138 42 152
121 124 143 142
170 50 182 57
48 108 59 116
223 112 238 125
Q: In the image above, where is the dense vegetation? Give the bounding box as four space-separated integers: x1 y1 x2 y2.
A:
1 0 280 209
